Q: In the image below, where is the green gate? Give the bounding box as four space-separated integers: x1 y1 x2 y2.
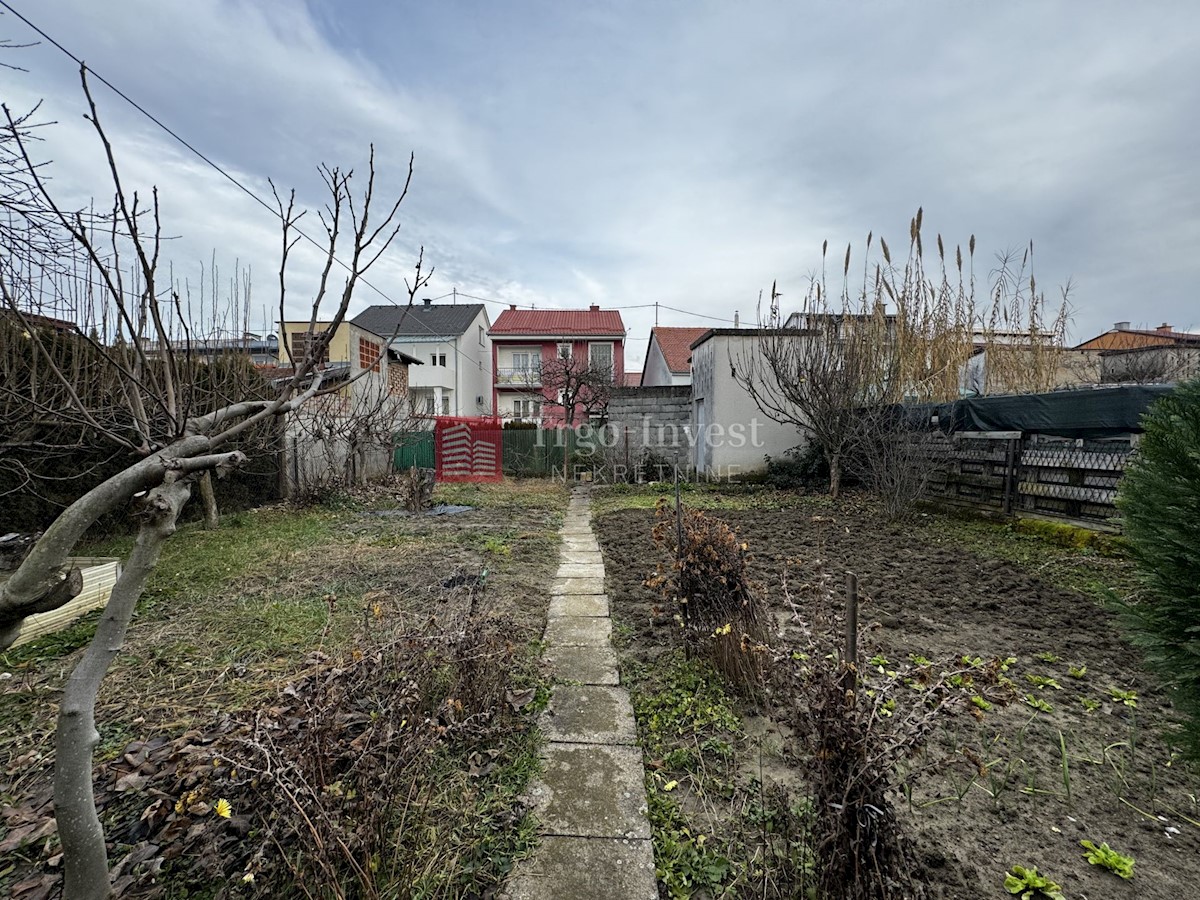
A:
393 430 435 470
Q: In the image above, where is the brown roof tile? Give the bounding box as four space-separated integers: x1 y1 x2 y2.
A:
651 326 709 373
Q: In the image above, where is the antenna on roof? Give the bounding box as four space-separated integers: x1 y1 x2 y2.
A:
452 286 457 305
655 301 659 326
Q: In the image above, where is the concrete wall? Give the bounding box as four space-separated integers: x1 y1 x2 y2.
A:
690 332 805 476
604 386 694 468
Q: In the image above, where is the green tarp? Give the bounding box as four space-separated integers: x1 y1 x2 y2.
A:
910 385 1175 439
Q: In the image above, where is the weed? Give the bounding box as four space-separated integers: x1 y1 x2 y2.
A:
1004 864 1065 899
1024 694 1053 713
908 653 933 667
1025 674 1062 691
1080 840 1135 879
1109 686 1139 708
648 787 732 898
1036 652 1061 664
1067 664 1088 679
971 695 993 712
1081 697 1101 713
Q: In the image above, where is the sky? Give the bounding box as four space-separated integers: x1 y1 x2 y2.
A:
3 0 1198 370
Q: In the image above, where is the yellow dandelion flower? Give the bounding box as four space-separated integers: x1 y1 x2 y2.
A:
214 798 232 818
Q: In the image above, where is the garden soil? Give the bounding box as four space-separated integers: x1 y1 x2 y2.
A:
596 505 1200 900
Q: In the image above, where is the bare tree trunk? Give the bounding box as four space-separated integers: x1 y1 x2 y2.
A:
54 479 192 900
198 470 219 530
829 450 842 499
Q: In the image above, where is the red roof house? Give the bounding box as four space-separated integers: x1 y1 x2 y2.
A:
641 326 709 386
489 304 626 425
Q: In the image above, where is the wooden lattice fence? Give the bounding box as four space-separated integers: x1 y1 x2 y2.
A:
920 431 1135 528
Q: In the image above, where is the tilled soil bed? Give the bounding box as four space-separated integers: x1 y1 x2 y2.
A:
596 501 1200 899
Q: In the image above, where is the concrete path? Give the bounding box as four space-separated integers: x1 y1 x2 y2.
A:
505 487 657 900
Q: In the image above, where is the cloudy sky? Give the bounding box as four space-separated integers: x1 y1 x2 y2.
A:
3 0 1198 369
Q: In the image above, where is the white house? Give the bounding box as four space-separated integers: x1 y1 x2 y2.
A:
351 301 492 417
641 326 709 387
689 329 805 476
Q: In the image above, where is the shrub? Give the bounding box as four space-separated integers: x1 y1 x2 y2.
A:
763 443 828 490
646 501 770 689
1116 378 1200 756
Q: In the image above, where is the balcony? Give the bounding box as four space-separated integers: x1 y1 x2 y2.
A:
495 365 541 386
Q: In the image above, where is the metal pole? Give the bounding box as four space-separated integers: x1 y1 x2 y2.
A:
844 572 859 668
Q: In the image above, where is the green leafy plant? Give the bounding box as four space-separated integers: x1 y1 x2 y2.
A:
961 655 984 668
1067 665 1087 679
1000 656 1018 672
970 695 992 712
1116 377 1200 757
1036 652 1061 664
1004 865 1065 899
1026 674 1062 691
1081 697 1101 713
1081 840 1135 879
908 653 933 667
1025 694 1053 713
1108 687 1138 708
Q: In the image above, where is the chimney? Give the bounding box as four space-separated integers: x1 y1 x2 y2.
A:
589 304 600 312
1157 323 1174 333
1114 321 1131 331
509 304 517 310
422 298 432 308
734 310 740 328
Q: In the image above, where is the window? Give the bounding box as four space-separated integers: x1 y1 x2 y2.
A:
512 351 532 370
358 336 381 372
425 395 435 414
441 396 450 415
291 330 328 365
513 398 543 420
430 353 437 366
557 342 572 359
439 354 447 367
589 341 613 373
479 325 485 347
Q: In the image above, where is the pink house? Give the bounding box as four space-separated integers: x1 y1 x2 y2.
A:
489 304 626 425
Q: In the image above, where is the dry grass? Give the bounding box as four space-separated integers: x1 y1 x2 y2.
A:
0 478 566 895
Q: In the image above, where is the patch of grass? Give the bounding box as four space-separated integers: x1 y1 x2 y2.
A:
629 652 743 758
592 482 825 518
433 478 569 511
925 514 1139 603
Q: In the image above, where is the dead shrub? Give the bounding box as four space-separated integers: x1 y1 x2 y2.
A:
775 559 1010 900
646 499 771 689
4 607 537 899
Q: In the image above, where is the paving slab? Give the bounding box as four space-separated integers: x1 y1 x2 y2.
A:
561 538 601 552
544 616 611 646
548 593 609 617
526 743 649 839
560 549 605 565
543 645 619 685
555 563 605 580
542 685 637 744
503 836 656 900
552 577 605 595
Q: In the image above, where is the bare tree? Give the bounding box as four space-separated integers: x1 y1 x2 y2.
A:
536 349 616 425
0 67 423 899
734 210 1070 498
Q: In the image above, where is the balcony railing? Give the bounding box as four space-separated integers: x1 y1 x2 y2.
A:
495 365 541 386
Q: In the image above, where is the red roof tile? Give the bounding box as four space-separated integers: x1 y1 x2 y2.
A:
651 326 709 373
490 306 626 337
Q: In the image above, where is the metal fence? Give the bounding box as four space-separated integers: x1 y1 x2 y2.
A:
921 431 1135 528
393 426 581 478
